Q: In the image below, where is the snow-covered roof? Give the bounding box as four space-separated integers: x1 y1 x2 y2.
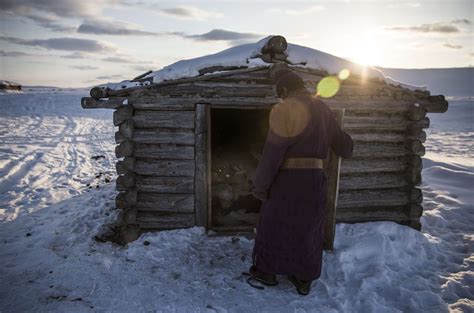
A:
102 36 427 92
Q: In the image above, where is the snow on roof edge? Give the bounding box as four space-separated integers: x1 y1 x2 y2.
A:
101 36 427 93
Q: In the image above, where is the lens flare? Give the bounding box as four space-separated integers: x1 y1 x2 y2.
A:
316 76 340 98
338 69 350 80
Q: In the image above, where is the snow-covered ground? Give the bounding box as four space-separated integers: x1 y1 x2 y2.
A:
0 90 472 312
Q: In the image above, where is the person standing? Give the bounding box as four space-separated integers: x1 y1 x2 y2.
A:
247 70 354 295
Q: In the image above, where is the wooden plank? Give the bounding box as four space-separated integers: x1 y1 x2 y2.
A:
338 189 414 209
347 131 425 143
336 203 423 219
152 83 275 98
134 144 195 160
115 189 138 209
137 176 194 193
113 105 134 126
115 141 133 158
137 212 195 229
194 103 209 228
131 96 278 110
133 110 195 129
81 97 126 109
340 158 406 174
137 213 195 229
339 172 408 190
352 142 425 158
136 193 194 213
323 108 344 251
134 159 195 176
133 129 195 145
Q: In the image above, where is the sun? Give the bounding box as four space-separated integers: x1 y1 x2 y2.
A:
350 33 383 66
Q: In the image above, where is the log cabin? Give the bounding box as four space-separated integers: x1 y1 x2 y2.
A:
81 35 448 246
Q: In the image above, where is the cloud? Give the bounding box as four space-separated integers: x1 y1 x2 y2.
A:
0 0 109 18
158 6 223 20
102 56 134 63
131 65 152 72
387 3 420 9
61 52 88 59
443 43 463 49
386 22 458 33
77 18 158 36
451 19 471 24
0 35 117 53
285 5 325 15
0 0 111 31
0 50 34 57
186 29 262 42
70 65 99 70
96 74 125 80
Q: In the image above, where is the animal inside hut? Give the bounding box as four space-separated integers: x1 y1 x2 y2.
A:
81 35 448 245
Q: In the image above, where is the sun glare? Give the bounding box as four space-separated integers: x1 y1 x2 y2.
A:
350 33 382 66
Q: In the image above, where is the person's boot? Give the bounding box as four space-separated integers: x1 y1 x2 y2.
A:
248 265 278 286
288 275 312 295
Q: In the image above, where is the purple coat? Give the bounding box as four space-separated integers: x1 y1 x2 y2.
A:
251 93 353 281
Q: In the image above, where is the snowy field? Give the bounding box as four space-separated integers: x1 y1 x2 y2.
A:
0 90 472 312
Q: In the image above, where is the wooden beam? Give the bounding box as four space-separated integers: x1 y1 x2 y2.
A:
81 97 125 109
133 129 195 145
323 108 344 251
137 176 194 193
113 105 134 126
195 103 209 228
133 110 195 129
134 143 195 160
136 193 194 213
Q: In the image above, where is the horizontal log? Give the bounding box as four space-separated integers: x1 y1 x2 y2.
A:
408 105 427 121
116 173 136 191
352 141 424 158
407 117 430 133
134 159 195 176
345 116 426 132
115 132 126 144
119 119 134 139
116 157 135 175
81 97 126 109
137 176 194 193
405 166 422 185
349 132 425 143
116 189 138 209
336 203 423 219
133 110 195 129
134 144 195 160
420 95 448 113
137 212 195 229
130 96 278 110
152 83 275 98
113 105 134 126
90 87 109 99
136 193 194 213
338 188 422 209
339 173 408 190
133 129 195 145
122 208 137 224
115 141 134 158
328 103 410 116
340 158 406 174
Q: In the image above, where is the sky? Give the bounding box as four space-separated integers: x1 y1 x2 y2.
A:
0 0 472 87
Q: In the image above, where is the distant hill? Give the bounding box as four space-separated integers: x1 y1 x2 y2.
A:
377 67 473 97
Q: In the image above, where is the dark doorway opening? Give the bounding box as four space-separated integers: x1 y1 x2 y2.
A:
209 108 270 230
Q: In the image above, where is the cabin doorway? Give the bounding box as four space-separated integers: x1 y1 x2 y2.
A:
208 107 270 232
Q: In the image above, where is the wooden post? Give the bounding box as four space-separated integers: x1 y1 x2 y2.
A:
323 109 345 251
194 103 209 228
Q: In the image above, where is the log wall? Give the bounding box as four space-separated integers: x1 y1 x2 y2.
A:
82 65 448 241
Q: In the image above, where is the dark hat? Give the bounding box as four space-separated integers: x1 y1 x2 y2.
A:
274 70 306 98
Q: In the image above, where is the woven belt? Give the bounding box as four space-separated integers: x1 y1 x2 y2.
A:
280 157 324 169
